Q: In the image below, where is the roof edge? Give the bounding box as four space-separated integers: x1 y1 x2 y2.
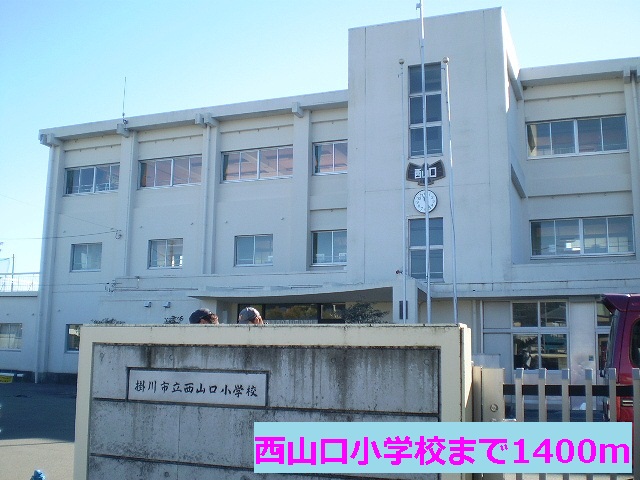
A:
39 90 348 142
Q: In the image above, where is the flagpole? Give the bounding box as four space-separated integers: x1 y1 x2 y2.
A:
443 57 458 325
400 58 408 324
419 0 431 324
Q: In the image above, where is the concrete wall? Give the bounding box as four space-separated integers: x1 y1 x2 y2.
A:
75 323 472 480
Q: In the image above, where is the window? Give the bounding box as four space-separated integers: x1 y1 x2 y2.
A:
0 323 22 349
140 155 202 188
65 164 119 194
66 324 81 352
71 243 102 271
235 235 273 266
312 230 347 264
149 239 183 268
408 64 442 157
408 218 443 280
313 141 347 174
531 216 634 257
223 146 293 181
512 301 567 370
527 115 627 157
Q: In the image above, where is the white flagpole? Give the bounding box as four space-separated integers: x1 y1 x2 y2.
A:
419 0 431 324
400 59 408 324
443 57 458 325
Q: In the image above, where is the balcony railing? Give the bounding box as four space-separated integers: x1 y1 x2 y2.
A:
0 272 40 292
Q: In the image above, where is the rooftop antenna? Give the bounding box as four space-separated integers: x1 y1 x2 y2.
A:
121 76 128 125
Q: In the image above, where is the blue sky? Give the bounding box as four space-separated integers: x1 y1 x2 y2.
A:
1 0 639 273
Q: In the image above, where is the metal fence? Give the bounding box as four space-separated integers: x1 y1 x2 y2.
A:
0 272 39 292
473 366 640 480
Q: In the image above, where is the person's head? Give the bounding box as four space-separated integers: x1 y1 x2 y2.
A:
189 308 219 325
237 307 264 325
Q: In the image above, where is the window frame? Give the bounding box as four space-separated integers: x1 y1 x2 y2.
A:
408 217 444 281
234 234 274 266
139 155 202 188
65 163 120 195
311 230 347 265
222 146 294 182
527 115 628 158
148 238 184 269
313 141 348 175
71 243 102 272
512 301 568 371
0 323 22 350
66 324 81 352
530 216 634 258
408 63 443 158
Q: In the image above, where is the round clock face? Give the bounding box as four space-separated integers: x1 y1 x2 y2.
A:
413 190 437 214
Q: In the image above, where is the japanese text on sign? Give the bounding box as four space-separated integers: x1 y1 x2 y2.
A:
128 369 267 407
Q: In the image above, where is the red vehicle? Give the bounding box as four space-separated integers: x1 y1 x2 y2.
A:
602 293 640 422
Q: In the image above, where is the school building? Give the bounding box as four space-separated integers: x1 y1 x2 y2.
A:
2 8 639 383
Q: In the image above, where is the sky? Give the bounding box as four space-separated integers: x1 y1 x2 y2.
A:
1 0 639 273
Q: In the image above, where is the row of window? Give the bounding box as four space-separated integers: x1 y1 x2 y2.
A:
70 230 349 271
69 215 633 274
65 164 120 194
507 300 611 372
64 141 348 195
140 155 202 188
404 215 633 279
527 115 628 157
531 215 634 257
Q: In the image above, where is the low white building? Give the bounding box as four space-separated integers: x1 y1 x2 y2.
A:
15 8 639 382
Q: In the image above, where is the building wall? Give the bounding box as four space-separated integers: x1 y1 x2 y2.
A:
0 293 37 375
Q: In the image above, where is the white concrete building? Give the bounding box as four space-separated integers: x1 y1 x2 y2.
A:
18 8 640 381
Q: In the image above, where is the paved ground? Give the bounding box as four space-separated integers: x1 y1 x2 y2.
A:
0 381 76 480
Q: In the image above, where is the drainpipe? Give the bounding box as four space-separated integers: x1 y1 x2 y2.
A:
632 69 640 164
35 134 61 383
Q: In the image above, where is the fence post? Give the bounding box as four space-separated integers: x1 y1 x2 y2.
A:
537 369 547 480
514 368 524 480
561 369 570 422
515 368 524 422
537 368 547 422
584 368 594 422
585 369 594 480
561 369 570 480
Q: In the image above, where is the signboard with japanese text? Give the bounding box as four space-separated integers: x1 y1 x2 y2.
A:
406 160 445 186
127 368 268 407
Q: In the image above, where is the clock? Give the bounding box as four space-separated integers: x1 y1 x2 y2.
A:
413 190 437 214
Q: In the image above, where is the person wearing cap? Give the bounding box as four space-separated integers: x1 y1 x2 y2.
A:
189 308 219 324
237 307 265 325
